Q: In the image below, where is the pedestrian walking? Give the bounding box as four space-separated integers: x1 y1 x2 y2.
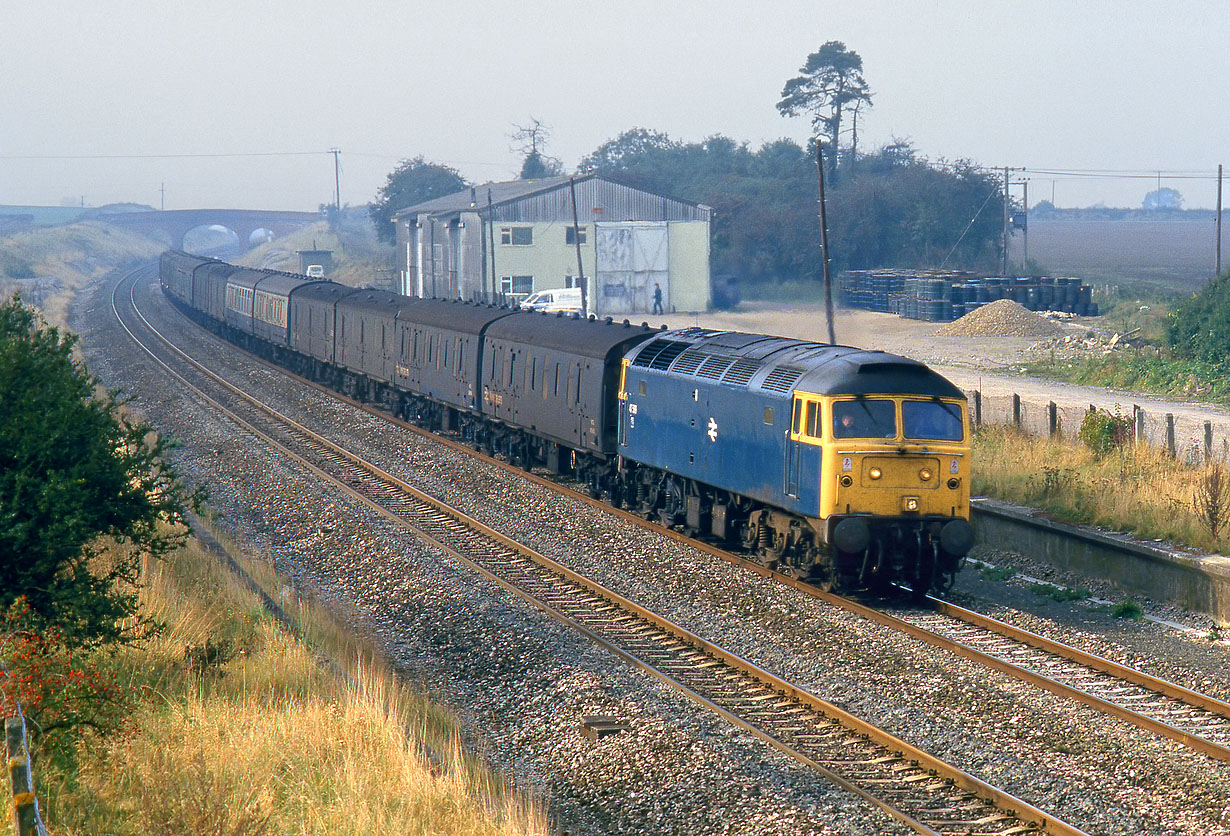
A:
652 282 664 315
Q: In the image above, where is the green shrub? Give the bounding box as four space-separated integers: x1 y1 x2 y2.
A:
1112 600 1144 619
1077 409 1133 458
979 564 1017 582
1167 272 1230 366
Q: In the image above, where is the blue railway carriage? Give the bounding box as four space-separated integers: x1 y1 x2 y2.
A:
480 312 657 478
192 261 237 324
618 328 973 595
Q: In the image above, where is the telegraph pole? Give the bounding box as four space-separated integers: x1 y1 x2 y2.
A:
1021 179 1029 267
330 148 341 212
568 177 588 316
1217 164 1223 277
1001 167 1010 276
160 182 165 211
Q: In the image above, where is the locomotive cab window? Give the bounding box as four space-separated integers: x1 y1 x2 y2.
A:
833 399 896 439
902 400 964 441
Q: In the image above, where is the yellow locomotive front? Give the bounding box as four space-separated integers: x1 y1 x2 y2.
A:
792 392 973 595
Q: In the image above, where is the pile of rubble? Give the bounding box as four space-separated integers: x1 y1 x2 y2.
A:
933 299 1066 338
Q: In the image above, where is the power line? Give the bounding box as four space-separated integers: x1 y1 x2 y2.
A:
0 150 328 160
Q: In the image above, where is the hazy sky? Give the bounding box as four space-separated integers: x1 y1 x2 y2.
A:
3 0 1227 211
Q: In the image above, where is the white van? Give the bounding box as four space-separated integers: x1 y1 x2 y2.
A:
520 287 583 313
305 264 325 278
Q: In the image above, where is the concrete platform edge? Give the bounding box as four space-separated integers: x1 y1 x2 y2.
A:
970 497 1230 627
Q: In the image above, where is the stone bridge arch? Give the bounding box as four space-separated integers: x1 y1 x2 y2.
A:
95 208 322 250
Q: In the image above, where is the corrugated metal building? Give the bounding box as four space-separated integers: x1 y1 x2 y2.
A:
391 175 712 315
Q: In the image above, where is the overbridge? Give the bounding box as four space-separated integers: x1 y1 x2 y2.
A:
95 208 322 250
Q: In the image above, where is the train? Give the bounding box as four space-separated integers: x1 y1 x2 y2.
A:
159 250 975 596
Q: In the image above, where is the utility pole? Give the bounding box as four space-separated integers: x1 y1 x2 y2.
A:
487 189 498 302
1217 164 1223 277
1001 167 1010 276
160 182 165 211
568 177 588 316
1021 179 1029 267
330 148 341 213
815 138 836 344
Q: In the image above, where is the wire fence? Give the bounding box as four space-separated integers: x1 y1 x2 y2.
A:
968 388 1230 465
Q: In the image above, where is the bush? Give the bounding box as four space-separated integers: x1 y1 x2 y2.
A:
1077 409 1133 458
0 598 138 766
1167 272 1230 366
1112 600 1144 619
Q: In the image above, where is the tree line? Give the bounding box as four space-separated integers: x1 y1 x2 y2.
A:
371 41 1008 284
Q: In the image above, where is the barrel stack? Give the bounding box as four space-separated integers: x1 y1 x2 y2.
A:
838 270 1098 323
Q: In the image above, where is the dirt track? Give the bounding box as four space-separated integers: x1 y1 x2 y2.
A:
654 302 1230 458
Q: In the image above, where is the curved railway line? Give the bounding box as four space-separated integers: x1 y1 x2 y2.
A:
111 262 1229 832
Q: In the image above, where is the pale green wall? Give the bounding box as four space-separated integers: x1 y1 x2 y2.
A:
667 221 711 312
492 221 596 294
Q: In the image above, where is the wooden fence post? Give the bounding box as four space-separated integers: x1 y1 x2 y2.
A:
1048 402 1058 436
1165 414 1176 458
1205 421 1214 462
973 390 982 427
1135 406 1145 445
6 717 37 836
1012 394 1021 427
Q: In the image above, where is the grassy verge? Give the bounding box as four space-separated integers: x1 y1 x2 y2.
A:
38 525 547 835
973 424 1230 554
1021 350 1230 406
0 222 163 328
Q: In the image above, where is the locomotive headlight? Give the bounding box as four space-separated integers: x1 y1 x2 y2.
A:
868 467 883 480
903 496 920 512
919 467 933 482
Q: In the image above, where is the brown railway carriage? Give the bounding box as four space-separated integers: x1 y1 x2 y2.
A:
481 312 658 463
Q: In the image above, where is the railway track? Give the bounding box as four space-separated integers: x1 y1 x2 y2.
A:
115 268 1097 834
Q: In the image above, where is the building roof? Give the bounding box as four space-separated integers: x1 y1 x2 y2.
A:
392 174 710 223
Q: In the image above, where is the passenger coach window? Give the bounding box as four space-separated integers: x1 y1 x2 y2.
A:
833 399 896 439
903 401 964 441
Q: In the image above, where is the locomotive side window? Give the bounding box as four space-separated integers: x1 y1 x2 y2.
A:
833 399 896 439
903 400 964 441
763 407 774 425
792 398 803 434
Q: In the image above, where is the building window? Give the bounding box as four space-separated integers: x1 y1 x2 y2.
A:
565 226 587 245
500 275 534 295
500 227 533 246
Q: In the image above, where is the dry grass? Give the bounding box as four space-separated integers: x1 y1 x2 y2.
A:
973 424 1230 554
41 533 547 836
0 222 163 327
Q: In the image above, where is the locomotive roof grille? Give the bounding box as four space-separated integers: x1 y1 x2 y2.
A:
721 358 762 386
696 355 736 380
671 350 708 376
632 338 692 370
760 366 805 393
